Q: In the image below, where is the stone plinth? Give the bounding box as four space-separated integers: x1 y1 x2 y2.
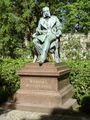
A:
14 63 76 113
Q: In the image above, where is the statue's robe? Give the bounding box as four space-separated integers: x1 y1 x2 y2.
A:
35 15 62 43
33 15 62 63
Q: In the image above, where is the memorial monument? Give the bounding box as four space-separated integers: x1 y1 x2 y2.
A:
32 6 62 64
13 7 77 113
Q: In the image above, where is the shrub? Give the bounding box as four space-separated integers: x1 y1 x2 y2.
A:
62 36 89 60
80 95 90 114
66 60 90 103
0 58 31 103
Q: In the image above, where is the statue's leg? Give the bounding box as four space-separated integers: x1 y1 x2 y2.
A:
51 53 55 61
33 54 38 63
54 39 61 63
54 47 60 63
39 33 56 63
40 39 50 63
33 38 42 55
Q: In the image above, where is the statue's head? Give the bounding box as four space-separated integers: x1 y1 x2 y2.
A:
42 6 51 18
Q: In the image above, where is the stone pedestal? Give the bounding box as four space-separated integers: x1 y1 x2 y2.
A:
14 63 76 113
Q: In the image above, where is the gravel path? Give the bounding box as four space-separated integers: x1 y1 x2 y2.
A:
0 109 89 120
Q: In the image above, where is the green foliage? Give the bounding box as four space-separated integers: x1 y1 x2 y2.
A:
14 41 34 59
62 0 90 33
0 0 90 58
80 95 90 113
0 58 31 103
63 37 82 60
66 60 90 103
62 36 90 60
0 0 38 58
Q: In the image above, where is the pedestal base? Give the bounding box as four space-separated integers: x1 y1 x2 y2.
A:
13 63 76 113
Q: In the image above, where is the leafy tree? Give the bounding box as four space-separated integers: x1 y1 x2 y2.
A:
0 0 90 58
37 0 90 33
63 0 90 33
0 0 38 58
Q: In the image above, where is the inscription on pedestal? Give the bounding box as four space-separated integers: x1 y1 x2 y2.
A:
29 79 52 89
20 76 58 91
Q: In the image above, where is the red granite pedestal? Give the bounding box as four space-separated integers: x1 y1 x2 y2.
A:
14 63 76 113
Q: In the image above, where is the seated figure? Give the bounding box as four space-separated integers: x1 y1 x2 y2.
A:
32 6 62 64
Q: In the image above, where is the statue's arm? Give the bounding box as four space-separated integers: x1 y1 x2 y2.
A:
32 18 47 38
36 28 47 34
36 19 41 32
36 18 47 34
56 17 62 38
32 19 42 38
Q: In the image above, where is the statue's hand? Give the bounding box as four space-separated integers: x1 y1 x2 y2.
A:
47 29 52 33
32 33 37 38
36 28 47 34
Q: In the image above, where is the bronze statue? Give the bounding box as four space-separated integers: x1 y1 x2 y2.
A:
32 6 62 64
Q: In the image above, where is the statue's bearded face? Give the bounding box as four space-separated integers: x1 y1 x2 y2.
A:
42 7 51 18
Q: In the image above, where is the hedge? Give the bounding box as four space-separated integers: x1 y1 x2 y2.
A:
0 59 90 112
0 58 31 103
66 60 90 113
66 60 90 102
